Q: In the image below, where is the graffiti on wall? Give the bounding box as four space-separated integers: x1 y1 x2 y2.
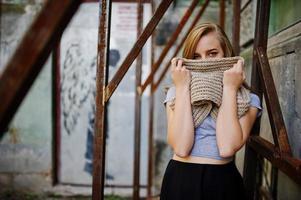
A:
61 43 96 135
59 3 150 186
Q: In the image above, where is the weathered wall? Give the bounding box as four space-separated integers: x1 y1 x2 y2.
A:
236 1 301 199
1 1 153 196
0 0 52 193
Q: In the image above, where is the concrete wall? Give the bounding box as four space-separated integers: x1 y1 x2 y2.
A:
0 0 52 193
0 1 153 197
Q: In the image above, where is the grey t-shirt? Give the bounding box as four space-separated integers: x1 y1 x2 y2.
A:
164 86 262 160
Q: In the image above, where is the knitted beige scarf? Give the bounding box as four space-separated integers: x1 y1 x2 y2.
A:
169 56 251 128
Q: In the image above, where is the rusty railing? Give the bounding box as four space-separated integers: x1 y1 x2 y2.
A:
243 0 301 199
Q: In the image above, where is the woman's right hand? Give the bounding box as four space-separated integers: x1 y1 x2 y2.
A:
171 58 191 89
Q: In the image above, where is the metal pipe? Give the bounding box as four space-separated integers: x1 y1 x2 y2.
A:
133 0 143 199
52 39 61 185
255 47 292 154
248 136 301 185
147 0 156 197
153 0 210 91
219 0 225 30
0 0 81 135
105 0 174 102
92 0 112 199
140 0 200 94
232 0 241 55
243 1 271 199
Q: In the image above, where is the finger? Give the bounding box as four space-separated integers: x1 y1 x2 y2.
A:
243 71 246 80
177 59 183 68
231 63 237 70
236 61 243 72
171 57 178 65
237 59 244 68
239 57 245 65
171 57 178 70
181 65 189 72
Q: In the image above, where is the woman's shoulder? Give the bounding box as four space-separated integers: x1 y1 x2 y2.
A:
249 92 263 117
249 92 260 103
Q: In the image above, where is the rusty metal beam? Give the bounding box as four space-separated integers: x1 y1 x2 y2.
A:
139 0 200 94
153 0 210 91
243 0 271 199
270 165 278 199
0 0 81 135
232 0 240 55
248 136 301 185
147 0 156 197
219 0 225 30
256 47 292 155
133 1 143 199
92 0 111 199
105 0 174 102
147 79 155 196
242 0 300 198
52 39 61 185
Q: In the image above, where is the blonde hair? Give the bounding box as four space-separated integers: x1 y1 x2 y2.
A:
182 22 252 91
183 22 234 58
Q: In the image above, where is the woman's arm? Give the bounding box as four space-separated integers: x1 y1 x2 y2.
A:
216 60 258 158
216 87 258 157
166 58 194 158
166 86 194 157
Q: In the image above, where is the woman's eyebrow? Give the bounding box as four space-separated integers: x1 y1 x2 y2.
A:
194 49 218 55
207 48 218 52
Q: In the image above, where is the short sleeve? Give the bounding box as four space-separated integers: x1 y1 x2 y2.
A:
250 93 263 117
163 86 176 105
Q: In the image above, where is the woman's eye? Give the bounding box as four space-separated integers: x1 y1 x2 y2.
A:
208 52 217 57
193 55 201 59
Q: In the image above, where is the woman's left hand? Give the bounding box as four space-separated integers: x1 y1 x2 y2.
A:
223 59 246 91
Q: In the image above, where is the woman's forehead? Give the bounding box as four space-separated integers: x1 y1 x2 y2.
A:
195 32 222 52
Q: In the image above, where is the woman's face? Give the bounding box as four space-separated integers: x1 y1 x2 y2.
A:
194 31 224 60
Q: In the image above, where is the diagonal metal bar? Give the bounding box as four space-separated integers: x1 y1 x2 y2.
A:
256 47 292 155
92 0 111 199
105 0 174 102
248 136 301 185
139 0 201 93
0 0 81 135
152 0 210 91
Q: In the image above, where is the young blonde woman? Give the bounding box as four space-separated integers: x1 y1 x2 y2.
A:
160 22 262 200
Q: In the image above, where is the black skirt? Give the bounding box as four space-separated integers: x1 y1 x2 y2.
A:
160 159 246 200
